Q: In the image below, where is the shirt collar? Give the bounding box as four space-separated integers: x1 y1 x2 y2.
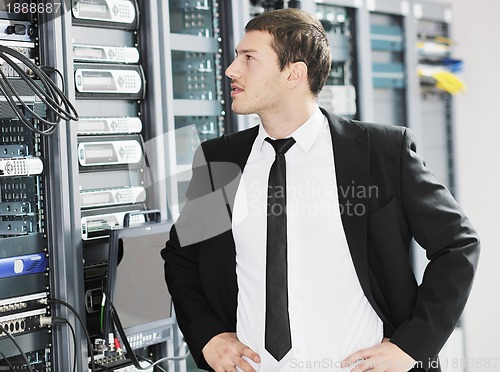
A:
255 106 326 154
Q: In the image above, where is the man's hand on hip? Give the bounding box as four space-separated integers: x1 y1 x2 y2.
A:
341 338 416 372
202 332 260 372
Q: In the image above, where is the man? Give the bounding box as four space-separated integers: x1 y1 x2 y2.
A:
162 8 479 372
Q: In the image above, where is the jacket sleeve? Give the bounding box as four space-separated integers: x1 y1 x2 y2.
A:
389 128 480 367
161 144 228 371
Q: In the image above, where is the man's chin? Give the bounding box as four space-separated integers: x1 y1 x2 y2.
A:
231 105 256 116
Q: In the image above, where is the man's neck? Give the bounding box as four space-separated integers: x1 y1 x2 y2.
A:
259 101 318 139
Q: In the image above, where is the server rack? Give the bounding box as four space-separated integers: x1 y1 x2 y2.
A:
37 0 232 371
61 4 159 371
415 0 457 193
370 6 407 125
0 2 58 370
316 2 359 119
167 0 229 218
411 1 466 368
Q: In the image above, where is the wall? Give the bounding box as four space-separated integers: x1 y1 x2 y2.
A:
433 0 500 369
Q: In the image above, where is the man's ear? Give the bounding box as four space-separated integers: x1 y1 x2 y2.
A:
286 61 308 89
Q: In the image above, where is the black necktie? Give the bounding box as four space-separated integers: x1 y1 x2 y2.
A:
264 137 295 361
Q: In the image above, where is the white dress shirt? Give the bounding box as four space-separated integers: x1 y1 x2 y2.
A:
232 107 383 371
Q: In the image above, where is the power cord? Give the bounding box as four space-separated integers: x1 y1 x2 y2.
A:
0 324 34 372
136 356 167 372
0 45 78 135
107 298 190 370
41 66 65 93
0 46 77 121
46 298 96 372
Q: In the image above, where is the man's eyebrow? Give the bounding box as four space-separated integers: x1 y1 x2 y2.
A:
235 48 258 55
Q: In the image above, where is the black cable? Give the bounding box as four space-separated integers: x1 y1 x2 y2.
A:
0 45 79 136
107 298 190 370
0 65 62 126
0 325 34 372
0 69 55 135
0 56 67 128
0 46 78 120
2 59 72 124
0 350 16 372
47 298 96 372
41 66 65 94
53 317 77 372
0 70 58 134
0 67 58 134
108 299 144 370
0 68 59 128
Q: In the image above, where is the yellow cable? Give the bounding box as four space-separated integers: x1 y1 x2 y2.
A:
432 71 466 94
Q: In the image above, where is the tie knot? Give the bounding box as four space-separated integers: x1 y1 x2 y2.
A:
265 137 296 155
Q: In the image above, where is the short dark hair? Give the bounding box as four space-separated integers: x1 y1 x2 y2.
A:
245 8 331 96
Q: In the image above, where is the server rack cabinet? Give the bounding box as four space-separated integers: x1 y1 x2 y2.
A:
411 1 466 369
414 0 456 193
67 0 183 370
34 0 163 370
68 6 158 371
316 2 359 119
37 0 152 370
0 1 66 370
369 4 408 126
166 0 230 219
33 0 234 370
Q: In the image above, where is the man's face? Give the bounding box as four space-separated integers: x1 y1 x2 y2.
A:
225 30 289 116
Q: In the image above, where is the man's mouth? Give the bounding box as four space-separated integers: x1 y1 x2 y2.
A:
230 84 244 96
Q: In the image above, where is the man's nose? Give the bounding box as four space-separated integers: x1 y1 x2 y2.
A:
225 59 239 79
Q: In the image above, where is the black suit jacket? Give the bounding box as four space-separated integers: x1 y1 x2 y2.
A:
162 109 480 371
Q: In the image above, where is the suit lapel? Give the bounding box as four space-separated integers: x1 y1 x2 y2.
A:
323 110 380 314
214 126 259 216
200 126 259 329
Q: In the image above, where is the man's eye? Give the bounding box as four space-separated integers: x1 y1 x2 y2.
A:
246 55 253 60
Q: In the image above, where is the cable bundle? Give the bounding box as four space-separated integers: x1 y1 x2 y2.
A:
0 44 78 135
106 296 189 371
